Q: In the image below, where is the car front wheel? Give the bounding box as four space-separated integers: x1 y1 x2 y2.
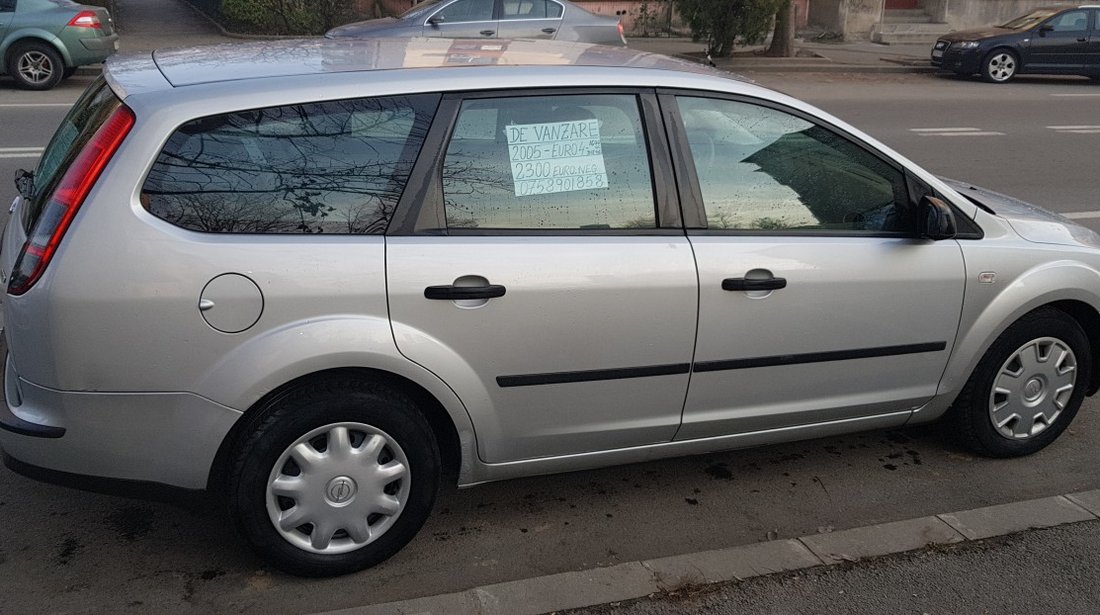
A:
227 374 441 577
981 50 1018 83
6 41 64 90
949 308 1091 457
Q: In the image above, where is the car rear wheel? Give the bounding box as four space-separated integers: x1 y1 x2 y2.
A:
981 50 1018 83
949 308 1090 457
7 41 64 90
227 374 440 577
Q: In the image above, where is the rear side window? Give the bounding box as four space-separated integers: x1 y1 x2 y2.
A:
0 1 15 13
501 0 563 19
26 77 121 231
142 94 439 234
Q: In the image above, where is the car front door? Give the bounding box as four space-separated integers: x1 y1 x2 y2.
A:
386 90 698 464
494 0 564 39
662 93 966 440
1026 9 1090 72
423 0 498 38
1087 9 1100 75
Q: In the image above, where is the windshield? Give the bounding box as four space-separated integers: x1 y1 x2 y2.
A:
400 0 444 19
1000 9 1059 29
24 77 121 232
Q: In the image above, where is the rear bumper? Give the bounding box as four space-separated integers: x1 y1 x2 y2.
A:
0 355 241 490
66 32 119 66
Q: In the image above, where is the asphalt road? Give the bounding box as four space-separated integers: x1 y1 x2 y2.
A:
0 71 1099 614
570 520 1100 615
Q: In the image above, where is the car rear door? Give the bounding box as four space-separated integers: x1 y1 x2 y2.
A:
1027 9 1090 72
0 0 14 40
661 92 966 440
1087 9 1100 75
386 89 697 464
494 0 565 39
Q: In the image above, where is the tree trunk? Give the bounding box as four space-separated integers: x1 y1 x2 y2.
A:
765 0 795 57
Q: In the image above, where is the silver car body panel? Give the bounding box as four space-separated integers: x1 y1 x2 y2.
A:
1 38 1097 491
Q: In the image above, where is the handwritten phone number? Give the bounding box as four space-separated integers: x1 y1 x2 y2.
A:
515 174 608 196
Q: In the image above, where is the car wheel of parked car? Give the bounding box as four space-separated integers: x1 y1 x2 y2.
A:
981 49 1018 83
227 374 440 577
7 41 64 90
950 308 1090 458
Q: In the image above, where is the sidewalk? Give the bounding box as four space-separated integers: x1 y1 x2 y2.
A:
627 37 935 73
112 0 234 52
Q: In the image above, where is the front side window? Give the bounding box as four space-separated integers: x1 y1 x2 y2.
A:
435 0 495 22
0 1 16 13
142 94 438 234
1047 10 1089 32
501 0 563 19
441 94 657 230
677 96 910 233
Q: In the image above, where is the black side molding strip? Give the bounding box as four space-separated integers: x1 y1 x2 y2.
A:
693 342 948 373
498 363 691 388
0 405 65 438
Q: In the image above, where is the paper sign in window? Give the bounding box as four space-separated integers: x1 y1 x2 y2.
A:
505 119 609 197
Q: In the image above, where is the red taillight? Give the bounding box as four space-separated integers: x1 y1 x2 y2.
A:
8 106 133 296
67 10 102 29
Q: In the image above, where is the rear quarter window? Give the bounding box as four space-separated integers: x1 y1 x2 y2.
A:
141 94 439 234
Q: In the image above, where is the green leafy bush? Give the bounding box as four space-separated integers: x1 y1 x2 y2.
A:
672 0 781 57
219 0 357 35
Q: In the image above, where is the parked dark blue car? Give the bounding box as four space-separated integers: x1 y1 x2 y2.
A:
932 4 1100 83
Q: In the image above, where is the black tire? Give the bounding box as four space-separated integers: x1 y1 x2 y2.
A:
6 41 64 90
949 308 1091 458
980 49 1019 83
227 374 441 577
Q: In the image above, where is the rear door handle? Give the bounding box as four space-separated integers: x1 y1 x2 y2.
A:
1078 37 1088 42
541 27 556 33
480 29 495 36
722 277 787 291
424 284 506 300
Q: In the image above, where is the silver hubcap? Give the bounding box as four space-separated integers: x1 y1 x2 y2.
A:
988 53 1016 82
989 337 1076 439
266 422 410 554
17 51 54 85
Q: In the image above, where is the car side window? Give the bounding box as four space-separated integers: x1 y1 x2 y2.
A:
676 96 911 233
142 94 438 234
501 0 563 19
436 0 495 22
441 94 657 230
0 0 14 12
1046 10 1089 32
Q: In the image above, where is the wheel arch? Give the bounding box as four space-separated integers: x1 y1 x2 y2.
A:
939 263 1100 408
1 31 73 69
207 366 470 495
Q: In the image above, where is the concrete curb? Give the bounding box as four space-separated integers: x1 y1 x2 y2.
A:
317 489 1100 615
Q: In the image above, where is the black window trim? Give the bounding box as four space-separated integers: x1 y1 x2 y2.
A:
386 87 684 237
656 88 980 240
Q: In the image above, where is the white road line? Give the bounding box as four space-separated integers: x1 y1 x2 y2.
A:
917 131 1005 137
0 147 45 152
1062 129 1100 134
0 103 73 107
1063 211 1100 220
909 127 981 132
0 153 42 159
1047 125 1100 130
1050 93 1100 97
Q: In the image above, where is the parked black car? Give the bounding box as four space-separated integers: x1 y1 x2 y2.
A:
932 4 1100 83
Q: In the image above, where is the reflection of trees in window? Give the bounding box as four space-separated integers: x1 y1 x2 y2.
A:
142 94 439 234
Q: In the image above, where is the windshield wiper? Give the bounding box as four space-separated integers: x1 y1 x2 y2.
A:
13 168 34 199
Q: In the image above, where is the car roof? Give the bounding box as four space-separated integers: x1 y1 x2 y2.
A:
107 37 730 93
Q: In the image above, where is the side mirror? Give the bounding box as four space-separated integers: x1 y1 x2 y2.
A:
921 196 957 240
428 14 444 26
1038 23 1054 35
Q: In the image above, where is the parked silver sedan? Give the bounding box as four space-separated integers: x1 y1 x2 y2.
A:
326 0 626 46
2 37 1098 578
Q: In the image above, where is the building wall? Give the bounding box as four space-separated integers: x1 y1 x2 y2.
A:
835 0 1067 39
943 0 1058 31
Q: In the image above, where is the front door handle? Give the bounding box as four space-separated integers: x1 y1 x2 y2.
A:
722 277 787 291
541 27 557 33
480 29 495 36
425 284 506 300
1078 37 1088 42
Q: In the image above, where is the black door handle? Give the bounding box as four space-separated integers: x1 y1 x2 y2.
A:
541 27 556 33
1078 37 1088 42
425 284 506 300
480 29 495 36
722 277 787 291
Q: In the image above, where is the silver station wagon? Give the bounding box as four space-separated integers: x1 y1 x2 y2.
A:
2 37 1098 577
